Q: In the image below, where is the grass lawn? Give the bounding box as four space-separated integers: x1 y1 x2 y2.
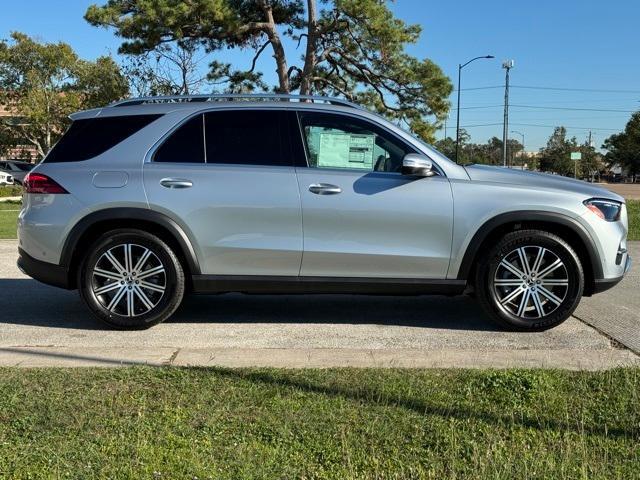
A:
0 185 22 197
0 367 639 479
627 199 640 241
0 201 20 239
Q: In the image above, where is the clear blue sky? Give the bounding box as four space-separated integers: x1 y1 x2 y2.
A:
2 0 639 151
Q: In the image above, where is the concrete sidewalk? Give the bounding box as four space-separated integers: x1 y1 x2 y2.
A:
0 239 638 369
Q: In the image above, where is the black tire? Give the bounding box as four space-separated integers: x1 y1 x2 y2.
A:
475 229 584 331
78 229 185 329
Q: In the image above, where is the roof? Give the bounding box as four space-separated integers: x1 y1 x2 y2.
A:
70 94 366 120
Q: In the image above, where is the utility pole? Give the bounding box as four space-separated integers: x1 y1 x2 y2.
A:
502 60 514 167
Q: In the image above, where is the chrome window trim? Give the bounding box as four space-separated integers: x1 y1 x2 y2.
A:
145 107 291 167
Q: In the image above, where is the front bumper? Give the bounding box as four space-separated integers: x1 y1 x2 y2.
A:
592 254 632 294
17 247 72 290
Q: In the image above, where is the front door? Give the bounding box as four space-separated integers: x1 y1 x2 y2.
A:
294 111 453 279
143 109 302 276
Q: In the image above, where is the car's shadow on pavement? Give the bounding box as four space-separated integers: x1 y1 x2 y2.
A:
0 279 501 332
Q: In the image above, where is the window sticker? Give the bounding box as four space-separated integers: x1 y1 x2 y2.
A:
317 132 375 169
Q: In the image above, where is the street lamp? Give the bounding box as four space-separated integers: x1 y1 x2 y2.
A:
511 130 524 168
455 55 494 163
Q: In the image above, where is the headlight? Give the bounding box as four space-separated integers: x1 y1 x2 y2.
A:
583 199 622 221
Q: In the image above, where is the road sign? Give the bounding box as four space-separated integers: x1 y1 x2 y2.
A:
570 152 582 161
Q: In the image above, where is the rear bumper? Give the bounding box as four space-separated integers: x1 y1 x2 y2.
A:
17 247 71 290
592 255 632 294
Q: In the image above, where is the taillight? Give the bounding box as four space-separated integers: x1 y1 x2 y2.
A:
24 173 68 194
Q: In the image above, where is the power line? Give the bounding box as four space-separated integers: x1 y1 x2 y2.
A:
509 123 620 131
459 122 507 128
451 85 502 92
453 104 637 112
456 122 620 131
511 85 640 94
510 104 636 113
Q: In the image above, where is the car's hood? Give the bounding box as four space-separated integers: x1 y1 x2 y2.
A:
463 164 624 202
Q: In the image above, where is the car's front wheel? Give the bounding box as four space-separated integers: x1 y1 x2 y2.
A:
475 229 584 331
78 229 185 329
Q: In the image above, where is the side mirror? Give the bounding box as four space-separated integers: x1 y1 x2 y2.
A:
401 154 435 177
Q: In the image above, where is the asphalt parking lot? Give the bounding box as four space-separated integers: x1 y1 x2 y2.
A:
0 239 638 369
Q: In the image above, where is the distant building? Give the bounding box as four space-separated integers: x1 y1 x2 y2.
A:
0 103 38 161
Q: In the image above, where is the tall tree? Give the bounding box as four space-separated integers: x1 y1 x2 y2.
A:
122 41 213 96
0 32 128 158
85 0 452 142
603 112 640 181
538 127 578 176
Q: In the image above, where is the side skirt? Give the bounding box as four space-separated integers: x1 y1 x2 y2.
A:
191 275 467 296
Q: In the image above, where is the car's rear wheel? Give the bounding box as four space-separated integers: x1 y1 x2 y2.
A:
475 229 584 331
78 229 185 329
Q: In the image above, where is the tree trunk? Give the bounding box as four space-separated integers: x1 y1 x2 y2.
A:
260 1 290 93
299 0 318 96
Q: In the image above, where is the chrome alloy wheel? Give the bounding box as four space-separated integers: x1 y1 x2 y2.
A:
492 246 569 319
91 243 166 317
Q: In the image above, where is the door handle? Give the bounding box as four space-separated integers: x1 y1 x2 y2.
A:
308 183 342 195
160 178 193 189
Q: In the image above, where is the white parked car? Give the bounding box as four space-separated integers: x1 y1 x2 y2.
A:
0 171 14 186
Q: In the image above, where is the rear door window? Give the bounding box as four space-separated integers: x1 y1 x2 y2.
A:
45 114 161 163
154 114 205 163
204 110 290 166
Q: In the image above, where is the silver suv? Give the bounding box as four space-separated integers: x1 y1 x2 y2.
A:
17 94 631 330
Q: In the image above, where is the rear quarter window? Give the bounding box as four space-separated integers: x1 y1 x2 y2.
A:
44 114 162 163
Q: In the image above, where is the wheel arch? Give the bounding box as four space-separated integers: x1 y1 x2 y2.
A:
456 211 602 296
61 208 201 289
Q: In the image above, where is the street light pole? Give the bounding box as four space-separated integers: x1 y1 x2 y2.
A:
511 130 524 168
502 60 514 167
455 55 494 163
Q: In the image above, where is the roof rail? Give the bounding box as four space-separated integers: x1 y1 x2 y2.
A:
110 93 362 110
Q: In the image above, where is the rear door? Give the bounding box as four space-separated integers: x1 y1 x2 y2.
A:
143 108 303 276
293 110 454 279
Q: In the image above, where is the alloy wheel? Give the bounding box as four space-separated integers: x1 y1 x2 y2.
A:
492 246 569 319
91 243 166 317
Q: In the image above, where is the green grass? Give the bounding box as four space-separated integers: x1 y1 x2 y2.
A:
0 185 22 197
0 201 20 239
627 199 640 241
0 367 639 479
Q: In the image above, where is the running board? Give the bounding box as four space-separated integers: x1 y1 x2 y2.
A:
191 275 466 295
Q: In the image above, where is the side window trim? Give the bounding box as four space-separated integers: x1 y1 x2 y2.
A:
201 114 208 163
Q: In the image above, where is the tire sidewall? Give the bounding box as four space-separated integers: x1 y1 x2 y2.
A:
79 230 183 329
479 231 584 330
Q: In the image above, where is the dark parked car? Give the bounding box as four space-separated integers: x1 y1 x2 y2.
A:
0 160 33 185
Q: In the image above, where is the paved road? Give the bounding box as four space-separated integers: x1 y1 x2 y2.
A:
0 240 637 369
600 183 640 200
574 242 639 354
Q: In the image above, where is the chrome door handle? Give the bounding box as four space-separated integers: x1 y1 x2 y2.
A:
308 183 342 195
160 178 193 189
